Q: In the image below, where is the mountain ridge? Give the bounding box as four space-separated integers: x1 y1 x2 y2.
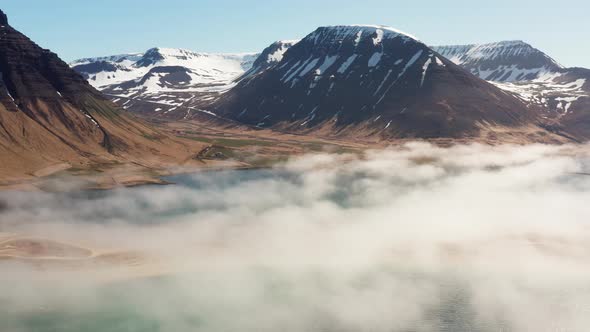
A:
71 47 258 117
68 24 589 142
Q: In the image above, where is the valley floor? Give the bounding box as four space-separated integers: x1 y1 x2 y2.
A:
0 119 366 191
0 111 582 192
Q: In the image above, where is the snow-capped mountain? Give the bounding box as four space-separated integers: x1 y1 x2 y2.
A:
69 31 589 141
432 41 562 82
433 41 589 125
71 48 258 117
213 25 539 139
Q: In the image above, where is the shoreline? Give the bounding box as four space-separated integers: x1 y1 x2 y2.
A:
0 163 274 193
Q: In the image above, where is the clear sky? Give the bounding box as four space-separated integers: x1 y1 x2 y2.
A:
3 0 588 67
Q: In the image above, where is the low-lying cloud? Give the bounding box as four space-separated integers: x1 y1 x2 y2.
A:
1 142 590 332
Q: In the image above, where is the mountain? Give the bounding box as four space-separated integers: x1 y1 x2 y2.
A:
433 41 590 139
0 9 199 181
432 41 563 82
241 40 299 79
71 48 258 118
211 25 551 140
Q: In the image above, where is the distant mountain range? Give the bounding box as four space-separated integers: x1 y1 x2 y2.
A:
71 26 589 141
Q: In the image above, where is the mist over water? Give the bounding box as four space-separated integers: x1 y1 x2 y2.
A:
1 142 590 332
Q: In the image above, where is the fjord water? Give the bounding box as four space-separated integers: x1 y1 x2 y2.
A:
0 274 517 332
1 144 590 332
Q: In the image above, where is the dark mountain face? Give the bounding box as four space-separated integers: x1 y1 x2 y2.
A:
0 8 112 149
213 25 537 139
0 22 97 101
0 9 7 26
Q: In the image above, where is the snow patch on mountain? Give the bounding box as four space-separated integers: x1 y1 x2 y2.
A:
420 57 432 87
494 77 588 117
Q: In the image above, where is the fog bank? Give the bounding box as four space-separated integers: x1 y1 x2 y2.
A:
1 142 590 332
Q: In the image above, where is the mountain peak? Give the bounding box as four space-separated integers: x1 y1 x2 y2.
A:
135 47 165 67
0 9 8 26
310 25 419 44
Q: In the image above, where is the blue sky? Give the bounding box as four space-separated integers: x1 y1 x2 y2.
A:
3 0 589 67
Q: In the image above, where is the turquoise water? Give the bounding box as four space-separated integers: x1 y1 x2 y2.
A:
0 277 198 332
0 274 515 332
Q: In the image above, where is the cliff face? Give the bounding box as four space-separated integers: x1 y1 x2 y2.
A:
70 47 258 118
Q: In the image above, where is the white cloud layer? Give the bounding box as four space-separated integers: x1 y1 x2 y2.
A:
1 143 590 332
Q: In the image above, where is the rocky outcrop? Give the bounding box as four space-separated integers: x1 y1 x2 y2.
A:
70 47 258 117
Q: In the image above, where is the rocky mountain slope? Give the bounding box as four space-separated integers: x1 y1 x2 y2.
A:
0 9 201 182
211 25 551 140
432 41 563 82
71 48 257 118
